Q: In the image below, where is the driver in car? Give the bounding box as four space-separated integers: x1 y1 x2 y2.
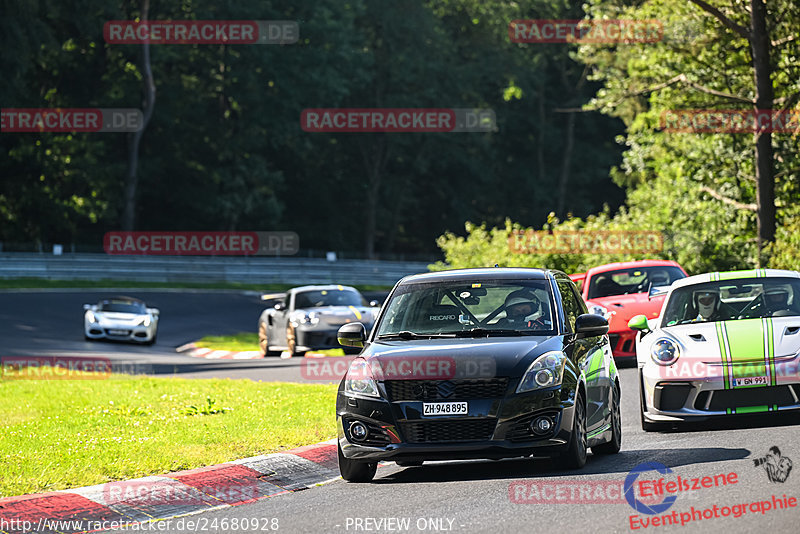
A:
764 287 794 316
495 292 548 329
691 289 732 322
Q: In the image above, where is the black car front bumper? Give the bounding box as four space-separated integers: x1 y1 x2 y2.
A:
337 385 576 462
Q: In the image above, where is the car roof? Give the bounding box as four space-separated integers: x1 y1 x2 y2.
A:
397 267 560 285
290 285 359 292
585 259 683 276
670 269 800 290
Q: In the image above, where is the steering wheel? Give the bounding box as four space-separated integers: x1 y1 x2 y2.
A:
736 294 764 320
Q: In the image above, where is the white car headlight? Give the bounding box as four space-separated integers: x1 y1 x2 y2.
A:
290 311 319 327
517 351 567 393
651 337 681 366
86 311 98 323
344 359 380 398
137 316 151 327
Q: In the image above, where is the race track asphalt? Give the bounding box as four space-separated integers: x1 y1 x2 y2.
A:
4 290 799 533
0 290 321 382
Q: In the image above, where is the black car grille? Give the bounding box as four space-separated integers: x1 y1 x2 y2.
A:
654 383 693 411
399 419 497 443
695 385 799 412
385 378 509 402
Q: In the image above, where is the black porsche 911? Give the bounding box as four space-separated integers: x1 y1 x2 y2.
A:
335 268 621 482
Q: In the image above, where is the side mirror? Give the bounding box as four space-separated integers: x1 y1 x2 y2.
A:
82 304 92 310
628 314 650 332
369 300 380 307
274 303 286 311
338 322 367 348
575 313 609 337
148 308 160 316
648 285 669 301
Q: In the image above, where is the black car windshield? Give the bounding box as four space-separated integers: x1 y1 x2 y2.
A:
662 277 800 325
294 289 363 308
99 300 146 314
375 279 556 337
587 266 685 299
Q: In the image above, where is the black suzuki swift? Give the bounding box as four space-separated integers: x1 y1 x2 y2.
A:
335 268 621 482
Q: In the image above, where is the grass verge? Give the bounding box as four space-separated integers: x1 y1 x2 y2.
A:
194 332 346 356
0 375 337 498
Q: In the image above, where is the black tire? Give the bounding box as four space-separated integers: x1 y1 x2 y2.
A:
555 390 588 470
338 443 377 482
592 381 621 455
258 322 279 356
639 369 669 432
286 325 305 357
144 333 156 346
396 461 423 467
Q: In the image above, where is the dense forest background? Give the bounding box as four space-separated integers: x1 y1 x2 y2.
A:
1 0 798 271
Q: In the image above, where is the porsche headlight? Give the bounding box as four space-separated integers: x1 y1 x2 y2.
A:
86 311 98 323
344 359 380 398
137 316 151 327
517 351 567 393
290 311 319 327
651 337 681 366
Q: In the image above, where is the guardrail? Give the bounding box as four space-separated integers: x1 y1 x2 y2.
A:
0 253 433 286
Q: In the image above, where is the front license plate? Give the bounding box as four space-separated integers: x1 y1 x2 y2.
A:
734 376 768 387
423 402 468 416
108 329 129 335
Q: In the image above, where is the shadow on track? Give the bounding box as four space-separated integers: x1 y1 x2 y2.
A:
372 447 751 484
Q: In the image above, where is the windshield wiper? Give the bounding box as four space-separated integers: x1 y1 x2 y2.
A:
443 328 526 338
377 331 456 340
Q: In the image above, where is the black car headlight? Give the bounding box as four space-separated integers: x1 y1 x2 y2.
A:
651 337 681 366
344 358 380 398
516 351 567 393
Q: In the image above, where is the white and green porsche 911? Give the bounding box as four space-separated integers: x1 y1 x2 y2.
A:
628 269 800 431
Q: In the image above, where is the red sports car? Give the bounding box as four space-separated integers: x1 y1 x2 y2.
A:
570 260 687 362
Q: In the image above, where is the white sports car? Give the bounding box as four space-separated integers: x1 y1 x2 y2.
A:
629 269 800 431
84 296 160 345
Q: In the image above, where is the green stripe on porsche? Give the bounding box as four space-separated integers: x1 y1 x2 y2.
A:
715 321 731 387
764 317 777 386
737 405 769 414
714 269 766 281
724 319 767 385
716 318 777 391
